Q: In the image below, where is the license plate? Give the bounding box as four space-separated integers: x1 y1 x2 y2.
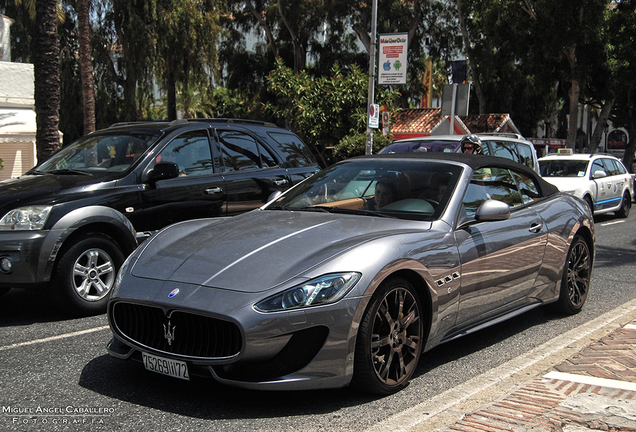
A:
142 352 190 381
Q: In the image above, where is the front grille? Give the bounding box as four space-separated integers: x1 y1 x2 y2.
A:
111 302 242 360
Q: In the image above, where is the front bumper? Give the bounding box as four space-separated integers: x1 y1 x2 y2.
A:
107 281 368 391
0 230 50 288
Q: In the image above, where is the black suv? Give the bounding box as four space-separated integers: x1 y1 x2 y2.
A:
0 119 319 315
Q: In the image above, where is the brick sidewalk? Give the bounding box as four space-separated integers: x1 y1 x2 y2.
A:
437 323 636 432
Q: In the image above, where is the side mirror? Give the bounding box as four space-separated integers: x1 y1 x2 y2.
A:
148 162 180 183
267 190 283 203
475 199 510 222
592 170 607 179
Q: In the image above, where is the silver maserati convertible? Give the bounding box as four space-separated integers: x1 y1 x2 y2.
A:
107 152 594 394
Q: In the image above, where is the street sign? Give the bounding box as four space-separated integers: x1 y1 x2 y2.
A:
382 111 390 127
368 104 380 128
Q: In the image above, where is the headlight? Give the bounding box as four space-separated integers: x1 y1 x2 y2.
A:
254 272 361 313
0 206 52 230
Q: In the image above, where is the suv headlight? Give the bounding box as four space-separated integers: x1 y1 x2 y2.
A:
254 272 361 312
0 206 52 230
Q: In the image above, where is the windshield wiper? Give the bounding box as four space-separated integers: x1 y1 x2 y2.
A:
49 168 93 176
26 169 50 175
294 205 395 218
290 206 332 213
323 206 396 218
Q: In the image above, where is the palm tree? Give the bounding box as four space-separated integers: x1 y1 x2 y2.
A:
33 0 61 161
77 0 95 134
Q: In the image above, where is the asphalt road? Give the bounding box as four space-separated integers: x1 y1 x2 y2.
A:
1 213 635 432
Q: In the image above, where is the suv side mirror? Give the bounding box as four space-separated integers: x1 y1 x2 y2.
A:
148 162 180 183
267 190 283 203
592 170 607 179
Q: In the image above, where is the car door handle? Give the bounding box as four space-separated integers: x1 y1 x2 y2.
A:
273 179 289 186
205 187 223 195
529 223 543 233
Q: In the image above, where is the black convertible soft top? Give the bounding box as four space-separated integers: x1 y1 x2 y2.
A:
351 151 560 197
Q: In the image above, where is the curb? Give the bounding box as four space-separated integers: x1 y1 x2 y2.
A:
365 298 636 432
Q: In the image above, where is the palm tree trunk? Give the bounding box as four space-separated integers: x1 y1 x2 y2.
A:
77 0 95 135
34 0 61 162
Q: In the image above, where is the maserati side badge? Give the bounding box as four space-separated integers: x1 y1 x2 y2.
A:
168 288 180 298
163 321 176 345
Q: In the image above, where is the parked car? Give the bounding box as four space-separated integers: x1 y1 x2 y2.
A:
380 133 540 173
538 152 633 218
0 119 319 315
107 152 594 395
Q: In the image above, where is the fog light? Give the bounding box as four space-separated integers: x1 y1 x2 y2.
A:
0 257 13 273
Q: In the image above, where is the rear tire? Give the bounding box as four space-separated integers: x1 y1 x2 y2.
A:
352 277 423 395
616 193 631 218
52 233 124 316
555 235 591 315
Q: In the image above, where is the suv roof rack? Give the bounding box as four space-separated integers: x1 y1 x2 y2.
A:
108 121 169 128
476 132 526 140
169 118 278 128
108 118 279 129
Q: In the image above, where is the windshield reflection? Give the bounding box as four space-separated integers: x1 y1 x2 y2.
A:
36 132 159 174
271 160 463 221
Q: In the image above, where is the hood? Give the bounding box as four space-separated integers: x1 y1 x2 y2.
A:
0 173 119 211
542 177 587 193
132 210 429 293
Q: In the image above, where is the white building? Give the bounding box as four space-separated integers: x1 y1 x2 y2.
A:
0 14 37 181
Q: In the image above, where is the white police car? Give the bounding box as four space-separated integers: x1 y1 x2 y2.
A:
539 151 633 217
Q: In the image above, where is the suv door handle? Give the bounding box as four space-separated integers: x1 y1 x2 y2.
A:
273 179 289 186
529 222 543 233
205 187 223 195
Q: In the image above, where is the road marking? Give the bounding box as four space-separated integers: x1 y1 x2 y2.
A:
364 297 636 432
599 220 625 226
543 371 636 392
0 325 109 352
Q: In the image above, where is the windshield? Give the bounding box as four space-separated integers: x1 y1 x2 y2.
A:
539 159 589 178
36 132 160 174
270 159 463 221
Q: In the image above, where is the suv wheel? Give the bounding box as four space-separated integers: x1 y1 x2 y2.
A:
616 193 631 218
52 233 124 316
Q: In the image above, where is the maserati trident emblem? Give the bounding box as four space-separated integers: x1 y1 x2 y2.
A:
168 288 180 298
163 320 176 345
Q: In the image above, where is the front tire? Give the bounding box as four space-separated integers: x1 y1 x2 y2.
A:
352 277 423 395
616 193 631 218
52 233 125 316
555 235 591 315
584 196 594 214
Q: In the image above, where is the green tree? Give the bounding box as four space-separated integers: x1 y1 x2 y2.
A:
607 0 636 171
350 0 461 108
77 0 95 134
265 59 397 165
156 0 222 120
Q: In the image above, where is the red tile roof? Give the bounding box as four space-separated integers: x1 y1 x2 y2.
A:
390 108 519 138
391 108 444 134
